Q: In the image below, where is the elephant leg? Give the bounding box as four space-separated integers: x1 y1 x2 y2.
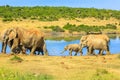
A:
1 42 6 53
91 49 95 55
21 46 26 54
99 50 103 55
43 44 48 56
74 52 78 56
69 50 72 56
30 46 37 55
86 47 89 55
106 45 111 55
1 39 8 53
87 47 92 55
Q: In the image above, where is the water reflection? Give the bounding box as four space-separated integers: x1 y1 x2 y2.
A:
0 35 120 56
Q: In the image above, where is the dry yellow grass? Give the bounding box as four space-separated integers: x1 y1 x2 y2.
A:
0 18 120 31
0 54 120 80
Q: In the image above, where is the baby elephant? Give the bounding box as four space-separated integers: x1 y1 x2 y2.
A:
62 44 82 56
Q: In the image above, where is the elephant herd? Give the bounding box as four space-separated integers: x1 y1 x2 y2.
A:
62 34 111 56
0 27 111 56
0 27 48 55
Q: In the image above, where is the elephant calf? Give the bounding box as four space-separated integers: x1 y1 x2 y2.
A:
62 44 82 56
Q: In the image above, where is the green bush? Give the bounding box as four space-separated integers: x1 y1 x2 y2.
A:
10 55 23 62
63 23 116 32
49 26 65 32
0 6 120 21
2 18 13 22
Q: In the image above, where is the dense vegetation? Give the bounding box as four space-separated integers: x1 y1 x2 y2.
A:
44 23 117 33
0 5 120 21
63 23 117 32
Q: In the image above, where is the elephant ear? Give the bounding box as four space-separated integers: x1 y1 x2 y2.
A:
7 28 18 41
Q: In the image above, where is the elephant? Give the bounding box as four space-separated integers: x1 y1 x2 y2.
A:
0 28 15 53
79 35 111 55
61 44 82 56
2 27 48 55
80 34 110 55
26 40 48 55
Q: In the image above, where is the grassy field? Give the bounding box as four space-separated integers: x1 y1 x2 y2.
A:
0 17 120 31
0 17 120 80
0 54 120 80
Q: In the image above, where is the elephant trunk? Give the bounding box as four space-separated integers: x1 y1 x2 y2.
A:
60 50 65 54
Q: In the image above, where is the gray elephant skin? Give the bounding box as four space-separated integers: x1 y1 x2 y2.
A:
2 27 48 55
62 44 82 56
80 34 111 55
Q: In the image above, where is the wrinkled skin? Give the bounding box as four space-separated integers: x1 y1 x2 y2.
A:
3 27 48 55
80 34 110 55
62 44 82 56
26 40 48 55
80 35 111 55
0 29 15 53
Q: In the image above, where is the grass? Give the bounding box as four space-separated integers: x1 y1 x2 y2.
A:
0 68 53 80
0 54 120 80
117 54 120 59
91 69 120 80
10 55 23 62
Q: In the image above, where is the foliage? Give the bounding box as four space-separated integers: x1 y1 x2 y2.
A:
0 68 53 80
10 55 23 62
0 6 120 21
63 23 116 32
47 26 65 32
91 69 120 80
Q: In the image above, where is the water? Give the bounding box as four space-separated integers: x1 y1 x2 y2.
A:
0 35 120 56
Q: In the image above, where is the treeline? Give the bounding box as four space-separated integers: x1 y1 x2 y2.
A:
44 23 117 33
0 5 120 21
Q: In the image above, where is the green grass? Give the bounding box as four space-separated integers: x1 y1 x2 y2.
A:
91 69 120 80
10 55 23 62
0 68 53 80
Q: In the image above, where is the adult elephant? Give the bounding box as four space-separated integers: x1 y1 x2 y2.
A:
3 27 48 55
26 40 48 55
0 28 14 53
80 35 111 55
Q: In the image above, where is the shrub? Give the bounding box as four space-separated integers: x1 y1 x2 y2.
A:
63 23 116 33
2 18 13 22
49 26 64 32
10 55 23 62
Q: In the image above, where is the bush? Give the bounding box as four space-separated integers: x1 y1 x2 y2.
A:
63 23 116 32
2 18 13 22
10 55 23 62
49 26 65 32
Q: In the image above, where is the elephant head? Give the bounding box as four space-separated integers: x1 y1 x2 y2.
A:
2 28 20 53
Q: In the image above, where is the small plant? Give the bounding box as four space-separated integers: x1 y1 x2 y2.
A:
10 55 23 62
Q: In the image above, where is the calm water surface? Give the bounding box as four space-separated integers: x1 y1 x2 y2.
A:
0 35 120 56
